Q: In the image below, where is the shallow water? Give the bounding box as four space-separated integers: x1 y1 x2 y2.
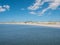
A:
0 24 60 45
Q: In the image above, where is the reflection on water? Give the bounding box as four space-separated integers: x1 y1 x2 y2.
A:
0 24 60 45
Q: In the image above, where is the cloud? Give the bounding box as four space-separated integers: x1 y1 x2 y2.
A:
0 5 10 12
0 6 6 12
39 7 49 15
28 0 60 15
29 11 36 14
0 7 6 12
49 0 60 9
3 5 10 10
40 0 60 15
28 0 41 10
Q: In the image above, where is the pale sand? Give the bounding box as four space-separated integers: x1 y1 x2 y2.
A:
0 23 60 28
19 23 60 28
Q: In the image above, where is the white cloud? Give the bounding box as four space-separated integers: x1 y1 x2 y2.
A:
39 7 49 15
49 0 60 10
40 0 60 15
28 0 60 15
0 8 6 12
0 6 6 12
29 11 36 14
0 5 10 12
3 5 10 10
28 0 41 10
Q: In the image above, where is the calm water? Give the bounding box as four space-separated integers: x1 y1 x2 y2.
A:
0 24 60 45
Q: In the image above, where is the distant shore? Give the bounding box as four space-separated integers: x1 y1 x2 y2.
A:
0 22 60 28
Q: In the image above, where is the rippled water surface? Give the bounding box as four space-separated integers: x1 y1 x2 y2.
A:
0 24 60 45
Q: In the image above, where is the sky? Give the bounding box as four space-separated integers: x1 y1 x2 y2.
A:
0 0 60 22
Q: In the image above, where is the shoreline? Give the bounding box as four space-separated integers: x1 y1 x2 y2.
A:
0 23 60 28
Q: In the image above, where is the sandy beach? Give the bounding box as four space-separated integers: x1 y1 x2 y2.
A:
19 23 60 28
0 23 60 28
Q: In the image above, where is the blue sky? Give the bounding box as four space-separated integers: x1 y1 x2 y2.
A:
0 0 60 22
